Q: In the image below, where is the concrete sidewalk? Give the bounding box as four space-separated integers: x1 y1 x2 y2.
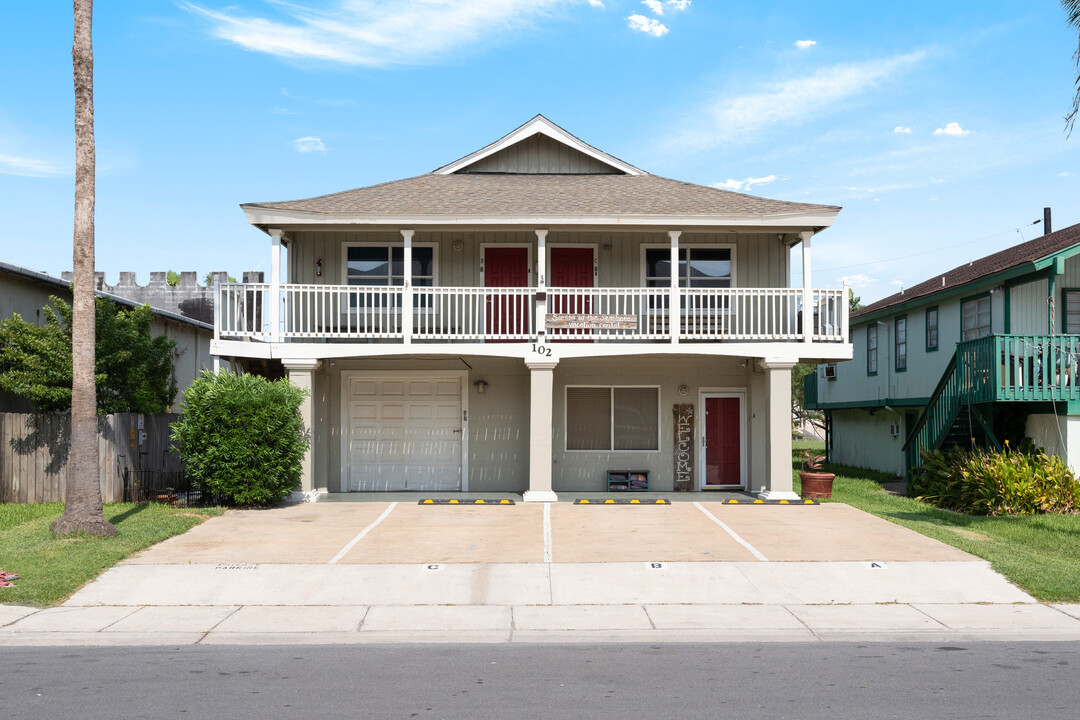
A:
3 560 1080 645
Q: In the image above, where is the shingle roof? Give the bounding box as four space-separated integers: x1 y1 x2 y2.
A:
241 173 839 219
853 222 1080 318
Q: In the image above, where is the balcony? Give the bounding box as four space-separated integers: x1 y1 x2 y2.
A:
215 284 849 345
957 334 1080 403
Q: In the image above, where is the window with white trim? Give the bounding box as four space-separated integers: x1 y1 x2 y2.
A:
566 386 660 451
867 325 878 375
644 248 732 288
344 244 436 309
961 296 991 341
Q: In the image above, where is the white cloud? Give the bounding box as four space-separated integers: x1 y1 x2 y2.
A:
894 126 912 134
270 107 300 115
1058 171 1075 177
840 273 878 289
642 0 664 14
182 1 577 66
666 0 691 10
712 175 778 192
588 0 604 6
669 51 926 148
794 40 816 50
0 152 69 177
934 122 970 136
889 279 905 287
627 14 668 36
293 136 327 154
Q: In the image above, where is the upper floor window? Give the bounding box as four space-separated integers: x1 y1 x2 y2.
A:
895 316 907 371
926 307 939 351
1064 290 1080 333
961 295 991 341
867 325 878 375
644 248 732 288
346 245 435 287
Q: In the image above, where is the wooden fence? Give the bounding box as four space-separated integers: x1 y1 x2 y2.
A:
0 412 181 504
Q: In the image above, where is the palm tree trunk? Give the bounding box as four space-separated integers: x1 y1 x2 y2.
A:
51 0 115 537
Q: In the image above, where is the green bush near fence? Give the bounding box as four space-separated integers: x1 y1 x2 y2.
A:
912 444 1080 515
171 370 308 506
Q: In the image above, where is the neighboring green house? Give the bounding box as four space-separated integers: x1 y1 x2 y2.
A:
806 219 1080 478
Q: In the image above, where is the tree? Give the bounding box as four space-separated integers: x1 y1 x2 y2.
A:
1066 0 1080 135
0 297 177 414
848 288 862 313
791 362 825 439
51 0 115 537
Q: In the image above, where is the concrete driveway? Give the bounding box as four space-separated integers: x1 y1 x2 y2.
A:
125 500 975 566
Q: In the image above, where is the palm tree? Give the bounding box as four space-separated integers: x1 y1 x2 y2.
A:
51 0 115 537
1067 0 1080 135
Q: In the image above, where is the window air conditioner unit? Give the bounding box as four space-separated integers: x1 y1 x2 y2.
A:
822 364 837 380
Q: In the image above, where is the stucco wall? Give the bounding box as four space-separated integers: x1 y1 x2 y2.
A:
1025 413 1080 475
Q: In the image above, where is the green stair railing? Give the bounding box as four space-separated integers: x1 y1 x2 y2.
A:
903 350 959 477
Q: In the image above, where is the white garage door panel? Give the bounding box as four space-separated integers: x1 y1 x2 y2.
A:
347 376 462 492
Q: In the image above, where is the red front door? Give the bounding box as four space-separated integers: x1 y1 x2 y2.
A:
704 396 742 488
484 247 529 341
549 247 594 342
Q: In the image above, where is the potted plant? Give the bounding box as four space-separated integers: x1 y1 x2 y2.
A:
799 452 835 500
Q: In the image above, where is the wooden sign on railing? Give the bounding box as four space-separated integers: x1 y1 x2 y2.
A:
545 313 637 330
673 403 695 491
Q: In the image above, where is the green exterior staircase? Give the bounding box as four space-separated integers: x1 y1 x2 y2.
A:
902 334 1080 476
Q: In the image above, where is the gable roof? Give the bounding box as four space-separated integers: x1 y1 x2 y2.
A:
433 114 643 176
242 116 840 229
853 221 1080 321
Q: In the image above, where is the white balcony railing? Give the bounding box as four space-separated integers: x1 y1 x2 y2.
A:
215 284 849 344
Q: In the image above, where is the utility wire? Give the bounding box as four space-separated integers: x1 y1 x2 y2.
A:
818 220 1041 273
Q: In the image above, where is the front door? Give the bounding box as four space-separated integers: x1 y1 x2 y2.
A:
483 247 529 341
549 247 594 342
702 394 744 488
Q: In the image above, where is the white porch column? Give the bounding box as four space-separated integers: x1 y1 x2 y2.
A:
401 229 414 344
283 358 321 500
269 228 284 343
535 229 548 341
801 230 814 344
758 359 800 501
669 230 682 344
523 359 559 502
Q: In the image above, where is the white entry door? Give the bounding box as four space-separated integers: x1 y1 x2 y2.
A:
346 375 463 492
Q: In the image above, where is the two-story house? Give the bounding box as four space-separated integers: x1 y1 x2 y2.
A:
807 218 1080 478
211 116 852 500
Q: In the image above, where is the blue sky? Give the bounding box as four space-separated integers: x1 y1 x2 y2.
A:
0 0 1077 304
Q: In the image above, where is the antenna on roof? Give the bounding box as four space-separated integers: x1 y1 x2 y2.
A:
1044 207 1053 235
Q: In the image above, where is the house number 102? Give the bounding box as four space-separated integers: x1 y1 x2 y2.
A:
531 344 553 357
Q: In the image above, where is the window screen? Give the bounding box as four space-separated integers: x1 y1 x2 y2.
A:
566 387 611 450
867 325 878 375
895 316 907 371
566 387 659 451
613 387 659 450
926 307 938 350
1065 291 1080 333
961 296 991 341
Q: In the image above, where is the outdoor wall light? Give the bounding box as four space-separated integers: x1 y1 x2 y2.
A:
474 380 488 395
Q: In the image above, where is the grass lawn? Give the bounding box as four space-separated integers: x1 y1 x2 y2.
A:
793 440 1080 602
0 502 224 607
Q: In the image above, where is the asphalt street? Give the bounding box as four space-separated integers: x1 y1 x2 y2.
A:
2 642 1078 719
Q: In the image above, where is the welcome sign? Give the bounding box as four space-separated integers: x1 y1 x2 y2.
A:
673 403 694 491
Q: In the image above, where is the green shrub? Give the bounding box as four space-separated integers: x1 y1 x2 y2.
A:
171 370 308 506
912 443 1080 515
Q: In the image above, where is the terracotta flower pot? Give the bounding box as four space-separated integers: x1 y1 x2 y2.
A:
799 471 835 500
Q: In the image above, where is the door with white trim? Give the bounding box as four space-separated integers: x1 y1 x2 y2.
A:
700 392 746 489
347 376 462 491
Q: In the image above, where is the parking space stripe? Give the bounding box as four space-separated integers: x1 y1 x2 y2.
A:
693 501 769 562
328 502 398 565
543 503 553 563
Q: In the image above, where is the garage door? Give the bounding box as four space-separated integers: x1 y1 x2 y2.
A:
346 376 462 492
